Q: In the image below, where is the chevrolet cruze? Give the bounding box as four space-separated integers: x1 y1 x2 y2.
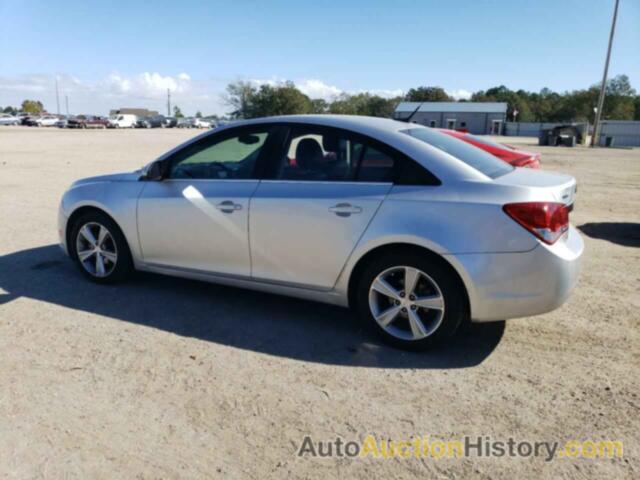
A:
58 115 583 350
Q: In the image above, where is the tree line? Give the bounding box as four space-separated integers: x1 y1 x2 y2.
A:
223 74 639 123
4 75 639 122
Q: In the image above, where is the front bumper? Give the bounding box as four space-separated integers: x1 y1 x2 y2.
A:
58 202 69 255
448 225 584 322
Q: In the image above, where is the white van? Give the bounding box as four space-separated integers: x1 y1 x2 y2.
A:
108 114 138 128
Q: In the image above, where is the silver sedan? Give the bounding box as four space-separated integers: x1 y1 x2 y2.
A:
58 115 583 350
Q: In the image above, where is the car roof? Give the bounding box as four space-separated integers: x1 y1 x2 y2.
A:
234 114 412 136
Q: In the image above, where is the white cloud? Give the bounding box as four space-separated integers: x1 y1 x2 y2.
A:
446 89 472 100
248 77 403 101
354 88 404 99
103 72 192 97
0 72 220 115
296 79 343 100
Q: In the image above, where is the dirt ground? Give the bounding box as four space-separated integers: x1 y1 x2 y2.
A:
0 126 638 479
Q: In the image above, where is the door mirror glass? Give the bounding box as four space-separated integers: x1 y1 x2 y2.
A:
238 134 261 145
141 160 164 181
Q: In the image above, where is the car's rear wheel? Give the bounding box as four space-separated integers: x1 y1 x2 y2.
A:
70 212 132 283
355 252 466 351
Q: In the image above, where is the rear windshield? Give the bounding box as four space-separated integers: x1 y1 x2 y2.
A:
402 128 513 178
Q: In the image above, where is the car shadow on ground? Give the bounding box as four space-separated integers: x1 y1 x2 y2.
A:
0 245 505 369
578 222 640 248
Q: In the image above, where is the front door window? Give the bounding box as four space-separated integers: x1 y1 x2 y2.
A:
168 130 269 180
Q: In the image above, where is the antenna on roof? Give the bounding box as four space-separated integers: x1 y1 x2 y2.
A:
402 102 423 123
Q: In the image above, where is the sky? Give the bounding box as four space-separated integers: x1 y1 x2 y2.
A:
1 0 638 116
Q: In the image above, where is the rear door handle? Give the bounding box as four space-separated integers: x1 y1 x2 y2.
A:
329 203 362 217
216 200 243 213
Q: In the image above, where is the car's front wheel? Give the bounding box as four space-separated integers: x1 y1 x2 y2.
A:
70 212 132 283
355 252 466 350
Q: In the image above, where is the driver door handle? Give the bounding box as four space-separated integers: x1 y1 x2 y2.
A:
216 200 243 213
329 203 362 217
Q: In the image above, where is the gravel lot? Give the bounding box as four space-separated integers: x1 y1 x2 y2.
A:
0 126 638 479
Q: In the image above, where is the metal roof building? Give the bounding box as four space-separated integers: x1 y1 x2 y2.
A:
394 102 508 134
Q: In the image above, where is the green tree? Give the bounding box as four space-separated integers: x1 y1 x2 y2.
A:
404 87 451 102
329 93 398 117
472 85 535 122
599 74 636 120
195 111 202 118
224 81 257 119
21 100 44 114
173 106 184 118
2 106 18 115
310 98 328 114
249 82 313 118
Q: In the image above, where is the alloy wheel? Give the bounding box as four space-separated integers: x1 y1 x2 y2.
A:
368 266 445 341
75 222 118 278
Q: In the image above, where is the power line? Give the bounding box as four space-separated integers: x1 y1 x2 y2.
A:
55 76 60 115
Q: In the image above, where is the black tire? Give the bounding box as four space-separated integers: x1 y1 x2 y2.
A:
354 251 467 351
69 211 133 284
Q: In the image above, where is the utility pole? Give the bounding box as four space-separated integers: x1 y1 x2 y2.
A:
55 76 60 115
591 0 620 147
167 88 171 117
65 95 69 116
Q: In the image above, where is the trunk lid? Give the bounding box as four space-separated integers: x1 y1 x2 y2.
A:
494 168 577 206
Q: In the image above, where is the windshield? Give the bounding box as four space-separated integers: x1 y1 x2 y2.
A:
402 128 513 178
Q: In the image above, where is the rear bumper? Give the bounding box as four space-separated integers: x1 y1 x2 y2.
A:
447 225 583 322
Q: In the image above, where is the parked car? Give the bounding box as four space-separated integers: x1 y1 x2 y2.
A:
136 115 166 128
24 116 43 126
439 129 541 168
193 117 213 129
19 114 36 125
34 115 61 127
108 114 138 129
0 114 20 125
58 115 582 351
56 116 71 128
176 117 195 128
163 117 178 128
68 115 110 129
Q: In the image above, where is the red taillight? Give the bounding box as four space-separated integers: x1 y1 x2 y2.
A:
503 202 569 245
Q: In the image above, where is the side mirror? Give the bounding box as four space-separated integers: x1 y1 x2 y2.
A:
238 134 260 145
140 160 165 181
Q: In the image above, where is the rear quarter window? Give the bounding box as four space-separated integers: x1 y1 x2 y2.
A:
402 128 513 178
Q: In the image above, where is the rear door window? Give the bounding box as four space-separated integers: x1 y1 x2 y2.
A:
274 127 362 181
269 125 437 185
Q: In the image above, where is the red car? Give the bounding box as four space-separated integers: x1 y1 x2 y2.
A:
439 129 541 168
67 115 110 129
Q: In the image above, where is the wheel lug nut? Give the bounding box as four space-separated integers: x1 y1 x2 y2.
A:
409 295 415 301
395 300 400 305
401 307 407 313
399 292 405 298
